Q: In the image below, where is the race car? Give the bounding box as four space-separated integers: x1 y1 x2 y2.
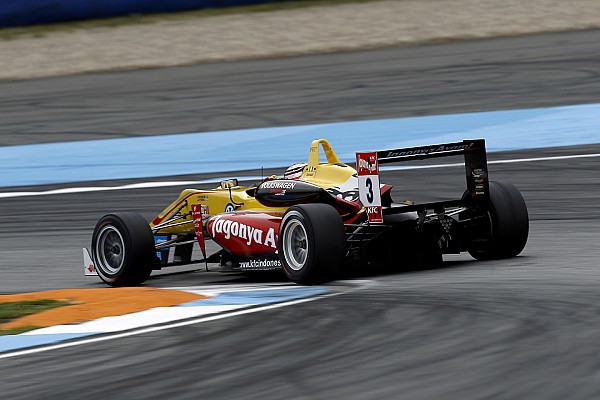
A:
83 138 529 286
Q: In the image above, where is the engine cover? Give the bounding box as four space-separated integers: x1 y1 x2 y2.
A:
255 179 329 207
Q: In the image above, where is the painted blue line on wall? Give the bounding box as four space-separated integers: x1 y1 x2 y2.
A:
0 0 293 27
1 103 599 188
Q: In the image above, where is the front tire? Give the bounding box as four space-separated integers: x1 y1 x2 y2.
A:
469 181 529 260
91 212 154 286
278 204 346 284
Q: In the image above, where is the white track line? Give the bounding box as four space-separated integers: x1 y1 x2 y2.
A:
0 291 343 360
0 176 262 199
1 153 599 199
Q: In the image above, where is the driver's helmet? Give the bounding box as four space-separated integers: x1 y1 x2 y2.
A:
283 163 307 180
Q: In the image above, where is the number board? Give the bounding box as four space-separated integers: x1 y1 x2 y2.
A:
356 151 383 223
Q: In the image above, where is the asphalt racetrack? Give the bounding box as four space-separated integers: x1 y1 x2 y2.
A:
1 30 600 399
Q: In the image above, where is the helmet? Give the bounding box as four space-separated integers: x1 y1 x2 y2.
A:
283 163 307 180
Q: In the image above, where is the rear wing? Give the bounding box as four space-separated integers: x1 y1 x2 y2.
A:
356 139 489 222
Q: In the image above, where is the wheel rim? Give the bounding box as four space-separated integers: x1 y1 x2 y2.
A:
283 219 308 271
96 225 125 274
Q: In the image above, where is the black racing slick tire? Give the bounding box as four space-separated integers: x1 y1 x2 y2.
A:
469 181 529 260
278 204 346 284
91 212 154 286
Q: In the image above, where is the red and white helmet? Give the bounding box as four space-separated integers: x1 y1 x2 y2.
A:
283 163 307 180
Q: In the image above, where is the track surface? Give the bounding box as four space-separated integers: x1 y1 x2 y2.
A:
2 30 600 399
1 30 600 146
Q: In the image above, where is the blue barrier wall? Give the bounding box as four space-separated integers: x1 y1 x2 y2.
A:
0 0 291 27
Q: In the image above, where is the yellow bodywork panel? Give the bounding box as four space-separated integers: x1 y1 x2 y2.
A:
150 139 358 235
150 186 271 235
303 139 356 187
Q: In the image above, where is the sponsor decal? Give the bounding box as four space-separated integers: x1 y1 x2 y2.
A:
200 204 210 220
357 157 378 174
274 190 288 196
364 206 383 222
472 168 484 178
83 248 98 276
356 152 383 223
383 142 475 159
210 215 278 249
196 195 209 202
238 259 282 270
224 203 235 212
154 235 169 262
260 181 297 190
471 168 486 195
191 204 207 259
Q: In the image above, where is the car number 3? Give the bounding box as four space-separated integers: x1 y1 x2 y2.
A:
365 177 374 203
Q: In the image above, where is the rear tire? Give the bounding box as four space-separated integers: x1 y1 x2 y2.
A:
278 204 346 284
469 181 529 260
92 212 154 286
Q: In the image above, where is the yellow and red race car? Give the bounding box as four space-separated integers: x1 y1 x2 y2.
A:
84 138 529 286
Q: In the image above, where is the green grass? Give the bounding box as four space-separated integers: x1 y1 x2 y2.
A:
0 0 381 41
0 299 70 335
0 326 41 335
